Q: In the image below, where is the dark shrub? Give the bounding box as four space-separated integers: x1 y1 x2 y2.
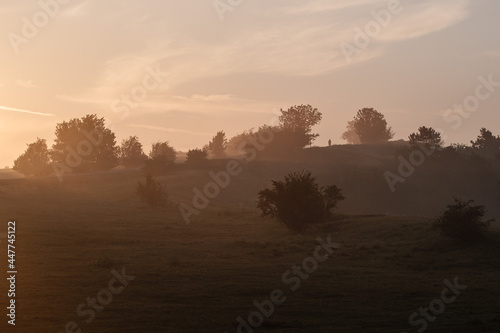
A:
257 170 345 233
433 198 494 243
185 148 208 166
136 174 169 207
143 141 176 175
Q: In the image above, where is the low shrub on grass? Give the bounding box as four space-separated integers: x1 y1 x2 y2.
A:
136 174 169 207
433 198 494 243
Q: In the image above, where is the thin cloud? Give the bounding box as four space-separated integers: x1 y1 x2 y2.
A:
282 0 386 15
378 0 470 42
0 105 54 117
61 0 90 17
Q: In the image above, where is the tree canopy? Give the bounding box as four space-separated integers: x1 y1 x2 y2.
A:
185 148 208 166
471 128 500 149
205 131 227 158
119 136 147 167
51 114 118 172
257 170 345 233
13 138 51 176
148 141 176 165
144 141 177 175
278 104 322 148
408 126 443 147
342 108 394 144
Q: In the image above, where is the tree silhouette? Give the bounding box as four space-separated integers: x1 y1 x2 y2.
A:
408 126 442 147
119 136 147 167
257 170 345 233
51 114 118 172
13 138 51 176
278 104 322 148
342 108 394 144
205 131 227 158
144 141 176 174
433 198 494 243
226 130 255 156
185 148 208 166
148 141 176 164
471 128 500 149
341 120 361 144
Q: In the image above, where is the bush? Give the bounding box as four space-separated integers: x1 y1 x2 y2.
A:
205 131 227 158
144 141 176 175
119 136 147 167
433 198 494 243
257 170 345 233
13 138 52 176
185 148 208 166
136 174 169 207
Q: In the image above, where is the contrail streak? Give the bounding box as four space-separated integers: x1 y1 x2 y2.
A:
0 105 54 117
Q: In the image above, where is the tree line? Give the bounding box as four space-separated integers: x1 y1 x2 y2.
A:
12 106 500 177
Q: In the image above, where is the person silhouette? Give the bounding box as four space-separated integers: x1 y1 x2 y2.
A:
328 139 332 146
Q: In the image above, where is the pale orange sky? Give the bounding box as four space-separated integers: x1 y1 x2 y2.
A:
1 0 499 167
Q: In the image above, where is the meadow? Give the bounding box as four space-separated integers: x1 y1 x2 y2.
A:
1 144 499 332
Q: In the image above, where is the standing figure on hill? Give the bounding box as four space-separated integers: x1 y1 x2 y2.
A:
328 139 332 146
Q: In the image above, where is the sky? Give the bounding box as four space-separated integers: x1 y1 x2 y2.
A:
1 0 499 167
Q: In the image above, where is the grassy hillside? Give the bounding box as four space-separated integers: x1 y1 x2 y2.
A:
1 143 499 332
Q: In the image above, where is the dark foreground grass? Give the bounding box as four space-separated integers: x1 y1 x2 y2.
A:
0 170 499 332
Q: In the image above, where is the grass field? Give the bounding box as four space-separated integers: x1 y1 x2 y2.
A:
1 146 500 332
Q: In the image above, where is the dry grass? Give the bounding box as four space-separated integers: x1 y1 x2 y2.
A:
0 146 499 332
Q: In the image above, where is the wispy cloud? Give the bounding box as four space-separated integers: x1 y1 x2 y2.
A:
0 105 54 117
281 0 386 15
61 0 90 17
377 0 470 42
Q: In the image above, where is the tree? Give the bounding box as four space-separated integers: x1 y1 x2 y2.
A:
257 170 345 233
119 136 147 167
470 128 500 149
51 114 118 172
144 141 176 174
408 126 443 147
13 138 51 176
226 130 255 156
278 104 322 148
342 108 394 144
433 198 494 243
341 120 361 144
149 141 176 163
205 131 227 158
185 148 208 166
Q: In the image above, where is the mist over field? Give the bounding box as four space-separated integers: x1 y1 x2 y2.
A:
1 1 500 332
